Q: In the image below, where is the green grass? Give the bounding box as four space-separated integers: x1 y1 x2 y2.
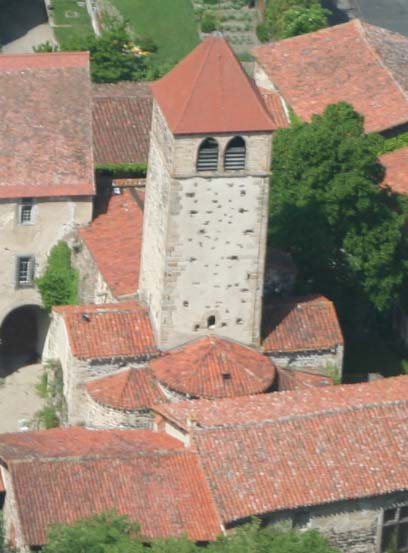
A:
107 0 200 63
52 0 93 47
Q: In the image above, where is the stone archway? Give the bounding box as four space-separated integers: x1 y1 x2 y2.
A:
0 305 49 374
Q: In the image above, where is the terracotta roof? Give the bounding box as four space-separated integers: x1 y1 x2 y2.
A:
80 189 144 298
258 88 290 128
92 82 152 165
0 427 221 544
151 336 276 399
381 147 408 195
253 20 408 133
152 35 275 134
53 302 157 360
262 295 343 353
276 368 333 391
0 52 95 198
155 374 408 430
86 367 167 410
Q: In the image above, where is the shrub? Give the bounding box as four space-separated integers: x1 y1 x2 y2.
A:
201 12 218 33
256 22 271 42
280 3 331 38
37 241 79 312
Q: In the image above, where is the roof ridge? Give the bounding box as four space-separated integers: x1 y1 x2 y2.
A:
358 19 408 103
174 39 214 132
191 397 408 432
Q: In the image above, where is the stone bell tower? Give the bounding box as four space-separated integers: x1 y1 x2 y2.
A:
139 34 275 350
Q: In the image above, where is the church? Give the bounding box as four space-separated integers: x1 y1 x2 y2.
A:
0 22 406 553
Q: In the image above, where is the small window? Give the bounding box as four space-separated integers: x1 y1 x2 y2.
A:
197 138 219 172
207 315 216 329
224 136 246 171
380 506 408 553
16 256 35 288
19 198 34 225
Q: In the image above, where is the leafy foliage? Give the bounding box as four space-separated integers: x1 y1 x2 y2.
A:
377 130 408 155
42 514 338 553
59 19 170 82
37 242 79 312
280 4 330 38
263 0 330 39
95 162 147 177
269 103 408 330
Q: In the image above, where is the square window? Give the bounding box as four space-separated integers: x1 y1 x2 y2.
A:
16 256 35 288
380 507 408 553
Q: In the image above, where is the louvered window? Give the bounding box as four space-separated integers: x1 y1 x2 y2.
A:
224 136 246 170
197 138 219 172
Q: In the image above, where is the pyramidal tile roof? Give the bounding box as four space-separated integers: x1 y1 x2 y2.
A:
151 34 275 134
151 336 276 399
86 367 168 410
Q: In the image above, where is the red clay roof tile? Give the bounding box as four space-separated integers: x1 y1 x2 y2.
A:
381 147 408 195
80 189 144 298
151 336 276 399
152 35 275 134
0 52 94 198
86 367 168 410
0 428 221 544
276 368 333 391
262 295 343 353
92 83 152 165
254 20 408 133
155 374 408 430
258 88 290 128
54 302 157 360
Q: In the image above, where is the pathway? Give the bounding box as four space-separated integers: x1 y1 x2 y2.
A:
0 361 44 433
2 23 56 54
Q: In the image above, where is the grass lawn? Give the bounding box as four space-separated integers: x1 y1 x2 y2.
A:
52 0 93 48
107 0 200 64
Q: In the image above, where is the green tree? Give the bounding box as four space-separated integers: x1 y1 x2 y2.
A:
36 241 79 311
43 512 144 553
269 102 408 329
60 20 155 83
280 4 330 38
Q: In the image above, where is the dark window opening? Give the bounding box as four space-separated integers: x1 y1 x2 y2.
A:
19 198 34 224
207 316 216 329
224 136 246 171
197 138 219 172
380 506 408 552
222 372 231 380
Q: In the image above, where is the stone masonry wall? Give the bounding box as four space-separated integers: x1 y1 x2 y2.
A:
82 391 154 429
261 492 408 553
73 240 116 304
140 101 272 349
0 197 92 327
1 466 30 553
267 345 344 377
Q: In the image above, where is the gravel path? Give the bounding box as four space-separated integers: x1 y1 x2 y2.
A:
0 363 45 433
2 23 56 54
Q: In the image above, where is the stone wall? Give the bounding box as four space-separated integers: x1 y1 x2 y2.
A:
267 345 344 377
1 466 29 553
0 197 92 327
73 239 116 304
140 101 272 350
82 391 154 429
259 492 408 553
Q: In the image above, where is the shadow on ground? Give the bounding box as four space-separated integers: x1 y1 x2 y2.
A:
322 0 350 25
0 0 47 46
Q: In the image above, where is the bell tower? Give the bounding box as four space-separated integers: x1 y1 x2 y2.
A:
139 35 275 350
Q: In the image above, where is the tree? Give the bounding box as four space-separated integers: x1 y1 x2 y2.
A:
269 102 408 330
36 241 79 311
41 513 338 553
280 4 331 38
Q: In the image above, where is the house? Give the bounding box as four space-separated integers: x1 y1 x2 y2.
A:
0 52 94 360
0 376 406 552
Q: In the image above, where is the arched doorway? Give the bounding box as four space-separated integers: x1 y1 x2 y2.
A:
0 305 49 374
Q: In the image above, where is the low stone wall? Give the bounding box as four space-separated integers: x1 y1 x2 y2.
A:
82 391 154 429
267 345 344 377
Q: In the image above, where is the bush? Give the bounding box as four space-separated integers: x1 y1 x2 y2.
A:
280 4 331 38
256 22 271 42
37 241 79 312
201 12 218 33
